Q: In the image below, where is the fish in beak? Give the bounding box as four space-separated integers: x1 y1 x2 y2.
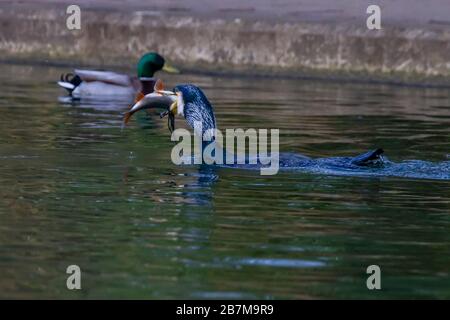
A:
123 91 177 126
123 80 180 132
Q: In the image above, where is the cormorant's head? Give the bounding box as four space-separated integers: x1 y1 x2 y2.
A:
123 83 216 136
137 52 180 79
169 85 216 134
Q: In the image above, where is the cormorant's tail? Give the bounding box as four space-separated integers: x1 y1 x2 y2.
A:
351 148 384 166
57 73 82 95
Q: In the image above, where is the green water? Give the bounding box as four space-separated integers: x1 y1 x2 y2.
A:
0 63 449 299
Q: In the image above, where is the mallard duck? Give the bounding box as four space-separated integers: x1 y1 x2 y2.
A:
57 52 179 99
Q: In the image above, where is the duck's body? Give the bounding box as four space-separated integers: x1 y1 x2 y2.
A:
58 69 148 99
57 52 178 100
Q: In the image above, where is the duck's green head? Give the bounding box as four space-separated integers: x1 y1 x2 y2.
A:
137 52 179 79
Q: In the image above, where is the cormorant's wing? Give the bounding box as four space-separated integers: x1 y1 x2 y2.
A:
74 69 133 87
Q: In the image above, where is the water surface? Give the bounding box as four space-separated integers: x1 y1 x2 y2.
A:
0 63 449 299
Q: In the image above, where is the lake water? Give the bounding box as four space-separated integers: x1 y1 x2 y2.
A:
0 63 449 299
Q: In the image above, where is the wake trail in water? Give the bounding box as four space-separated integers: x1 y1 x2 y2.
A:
281 156 450 180
215 152 450 181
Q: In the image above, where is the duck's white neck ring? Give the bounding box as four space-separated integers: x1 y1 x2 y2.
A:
139 77 155 81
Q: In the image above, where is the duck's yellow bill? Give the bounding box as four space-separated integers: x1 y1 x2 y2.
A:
162 63 180 74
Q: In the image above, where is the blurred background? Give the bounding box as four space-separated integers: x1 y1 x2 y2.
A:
1 0 450 84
